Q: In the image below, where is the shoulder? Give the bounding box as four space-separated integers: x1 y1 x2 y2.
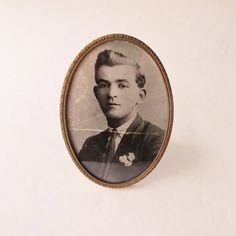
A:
139 119 165 148
77 129 108 161
133 115 165 139
143 120 165 137
131 116 165 161
82 131 105 147
81 128 109 149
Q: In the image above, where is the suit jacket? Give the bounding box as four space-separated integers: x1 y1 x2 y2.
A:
78 114 165 164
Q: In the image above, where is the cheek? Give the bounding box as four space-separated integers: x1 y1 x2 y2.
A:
96 90 107 100
121 91 139 104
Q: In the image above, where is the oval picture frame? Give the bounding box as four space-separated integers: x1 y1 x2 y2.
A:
60 34 173 188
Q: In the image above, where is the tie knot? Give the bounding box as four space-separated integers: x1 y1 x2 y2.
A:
110 128 118 138
105 128 118 151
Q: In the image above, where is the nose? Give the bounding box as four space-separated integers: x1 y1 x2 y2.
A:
108 84 118 98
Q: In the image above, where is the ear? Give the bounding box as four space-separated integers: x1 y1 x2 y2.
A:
137 88 146 104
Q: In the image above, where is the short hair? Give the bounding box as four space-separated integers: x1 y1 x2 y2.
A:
95 49 146 88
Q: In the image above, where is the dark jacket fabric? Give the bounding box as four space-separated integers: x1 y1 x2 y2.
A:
78 114 165 163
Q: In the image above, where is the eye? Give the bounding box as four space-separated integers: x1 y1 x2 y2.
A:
118 83 128 88
98 81 108 88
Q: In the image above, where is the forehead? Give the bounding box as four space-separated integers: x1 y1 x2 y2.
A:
96 65 136 82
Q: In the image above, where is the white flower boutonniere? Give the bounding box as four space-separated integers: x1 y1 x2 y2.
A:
119 152 135 166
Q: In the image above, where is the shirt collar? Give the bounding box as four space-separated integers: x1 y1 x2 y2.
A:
108 113 137 138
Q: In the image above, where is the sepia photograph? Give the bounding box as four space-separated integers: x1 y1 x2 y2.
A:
3 1 236 235
61 34 173 187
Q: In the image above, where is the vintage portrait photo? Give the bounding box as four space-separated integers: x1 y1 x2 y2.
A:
61 35 173 187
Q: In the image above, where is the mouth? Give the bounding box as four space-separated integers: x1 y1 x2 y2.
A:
107 102 120 107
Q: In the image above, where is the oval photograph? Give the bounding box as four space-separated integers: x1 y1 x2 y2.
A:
61 34 173 187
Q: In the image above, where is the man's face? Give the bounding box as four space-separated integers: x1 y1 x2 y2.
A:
94 65 145 122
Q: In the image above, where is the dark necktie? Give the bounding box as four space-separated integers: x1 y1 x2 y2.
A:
99 128 118 179
105 128 118 162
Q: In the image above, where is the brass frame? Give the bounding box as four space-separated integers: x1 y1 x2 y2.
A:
60 34 174 188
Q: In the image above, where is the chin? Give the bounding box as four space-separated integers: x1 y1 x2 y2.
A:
105 112 122 120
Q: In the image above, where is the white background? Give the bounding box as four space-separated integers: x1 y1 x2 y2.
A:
1 1 235 235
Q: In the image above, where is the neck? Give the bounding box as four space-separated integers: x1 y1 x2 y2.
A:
107 109 137 128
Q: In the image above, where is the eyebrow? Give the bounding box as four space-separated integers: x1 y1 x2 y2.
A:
96 78 109 83
116 79 129 83
96 78 129 83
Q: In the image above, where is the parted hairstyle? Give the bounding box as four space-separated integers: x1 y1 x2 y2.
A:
95 49 146 88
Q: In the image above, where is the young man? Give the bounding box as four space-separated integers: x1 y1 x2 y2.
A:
78 49 165 181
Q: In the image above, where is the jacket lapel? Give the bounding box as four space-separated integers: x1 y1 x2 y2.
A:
91 129 110 161
115 114 143 159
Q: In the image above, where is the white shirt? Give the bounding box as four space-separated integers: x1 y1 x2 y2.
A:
107 114 137 152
